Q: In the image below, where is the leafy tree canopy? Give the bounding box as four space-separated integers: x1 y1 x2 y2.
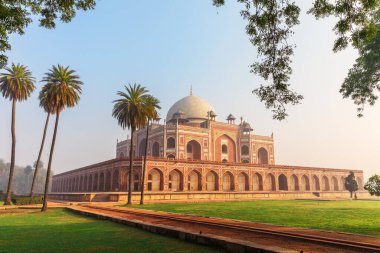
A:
364 174 380 196
214 0 380 119
345 171 359 197
0 0 96 68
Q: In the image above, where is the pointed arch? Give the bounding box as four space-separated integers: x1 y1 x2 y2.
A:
188 170 201 191
186 140 201 160
169 169 183 191
289 174 299 191
112 169 120 191
223 172 234 191
258 148 269 164
105 171 111 191
84 175 88 192
322 176 330 191
332 176 339 191
93 173 98 192
252 172 263 191
139 138 146 157
265 173 276 191
215 134 236 162
279 174 288 191
238 172 249 191
152 142 160 157
167 137 175 149
148 168 163 191
300 175 310 191
312 175 320 191
88 174 93 192
206 170 218 191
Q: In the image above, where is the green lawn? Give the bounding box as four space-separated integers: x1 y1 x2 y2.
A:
131 200 380 237
0 208 222 253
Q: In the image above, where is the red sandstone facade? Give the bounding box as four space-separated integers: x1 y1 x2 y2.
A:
52 158 364 195
51 93 365 200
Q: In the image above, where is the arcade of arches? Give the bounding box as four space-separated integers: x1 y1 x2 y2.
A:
52 159 364 195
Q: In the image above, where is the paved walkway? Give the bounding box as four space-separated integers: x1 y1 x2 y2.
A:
68 203 380 253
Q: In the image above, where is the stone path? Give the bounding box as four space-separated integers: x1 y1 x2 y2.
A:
67 203 380 253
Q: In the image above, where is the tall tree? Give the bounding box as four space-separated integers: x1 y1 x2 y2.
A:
213 0 379 119
364 175 380 197
339 11 380 117
140 95 161 205
40 65 83 212
345 171 359 200
0 63 35 205
112 84 149 205
29 84 55 197
0 1 96 68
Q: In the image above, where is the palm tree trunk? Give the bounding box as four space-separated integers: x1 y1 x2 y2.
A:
4 99 17 205
41 111 60 212
30 112 50 197
127 127 135 205
140 120 150 205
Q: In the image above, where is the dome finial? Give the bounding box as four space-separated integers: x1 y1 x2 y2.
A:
190 84 193 96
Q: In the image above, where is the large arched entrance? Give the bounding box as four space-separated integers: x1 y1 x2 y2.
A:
278 174 288 191
188 170 201 191
169 169 183 191
147 168 163 191
252 173 263 191
152 142 160 157
215 135 236 162
258 148 269 164
206 171 218 191
289 174 299 191
238 172 249 191
300 175 310 191
186 140 201 160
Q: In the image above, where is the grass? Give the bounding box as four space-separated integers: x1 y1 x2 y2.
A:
0 208 222 253
130 200 380 237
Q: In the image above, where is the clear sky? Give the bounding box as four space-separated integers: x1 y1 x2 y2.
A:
0 1 378 179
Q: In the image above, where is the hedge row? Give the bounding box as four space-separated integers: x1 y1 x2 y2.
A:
11 196 44 205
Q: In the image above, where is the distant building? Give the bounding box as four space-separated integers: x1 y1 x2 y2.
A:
51 92 365 202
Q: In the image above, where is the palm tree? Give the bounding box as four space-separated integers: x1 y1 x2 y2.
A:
29 84 55 197
40 65 83 212
0 63 35 205
140 95 160 205
112 84 149 205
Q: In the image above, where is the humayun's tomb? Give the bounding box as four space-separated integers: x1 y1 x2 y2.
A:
51 92 365 202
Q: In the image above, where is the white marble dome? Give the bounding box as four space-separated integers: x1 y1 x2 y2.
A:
166 95 216 123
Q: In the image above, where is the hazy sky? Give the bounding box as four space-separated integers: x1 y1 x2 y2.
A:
0 1 378 179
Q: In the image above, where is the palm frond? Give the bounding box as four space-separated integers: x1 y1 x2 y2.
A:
0 63 36 101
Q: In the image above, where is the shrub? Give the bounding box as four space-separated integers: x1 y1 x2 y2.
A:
11 196 44 205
